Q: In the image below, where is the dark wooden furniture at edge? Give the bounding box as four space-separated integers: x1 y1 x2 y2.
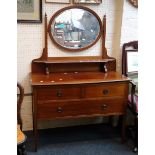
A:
122 41 138 152
30 7 130 151
17 82 27 155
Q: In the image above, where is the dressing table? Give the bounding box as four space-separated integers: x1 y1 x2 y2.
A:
30 6 130 151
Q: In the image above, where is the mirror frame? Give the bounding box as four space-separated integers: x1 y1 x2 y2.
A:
48 5 103 52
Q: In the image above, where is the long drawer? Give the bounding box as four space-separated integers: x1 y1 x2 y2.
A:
37 97 126 120
84 83 126 98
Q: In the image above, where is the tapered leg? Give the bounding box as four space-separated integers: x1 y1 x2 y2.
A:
121 115 126 143
33 114 38 152
32 109 38 151
32 89 38 152
133 117 138 152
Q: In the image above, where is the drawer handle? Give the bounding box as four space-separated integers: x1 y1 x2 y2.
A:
56 91 62 97
57 107 63 113
101 104 108 110
103 89 109 95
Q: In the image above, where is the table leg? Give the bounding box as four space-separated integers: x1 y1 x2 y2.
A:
121 115 126 143
33 116 38 152
32 89 38 152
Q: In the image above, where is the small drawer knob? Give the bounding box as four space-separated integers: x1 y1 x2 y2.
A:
56 91 62 97
101 104 108 110
103 89 109 95
57 107 63 113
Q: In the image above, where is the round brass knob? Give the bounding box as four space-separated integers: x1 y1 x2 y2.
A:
57 107 63 113
101 104 107 110
56 91 62 97
103 89 109 95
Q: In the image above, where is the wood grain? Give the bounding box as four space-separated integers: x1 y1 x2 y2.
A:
37 97 126 120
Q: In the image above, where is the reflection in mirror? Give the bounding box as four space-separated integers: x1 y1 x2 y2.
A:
50 8 101 50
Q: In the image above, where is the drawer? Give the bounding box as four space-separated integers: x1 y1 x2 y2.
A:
37 98 126 120
36 86 81 100
85 83 126 98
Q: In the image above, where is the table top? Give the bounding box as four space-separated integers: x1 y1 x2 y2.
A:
30 71 130 86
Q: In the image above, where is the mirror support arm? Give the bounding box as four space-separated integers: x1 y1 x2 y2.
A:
102 15 108 59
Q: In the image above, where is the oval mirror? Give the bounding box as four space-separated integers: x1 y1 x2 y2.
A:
48 6 102 51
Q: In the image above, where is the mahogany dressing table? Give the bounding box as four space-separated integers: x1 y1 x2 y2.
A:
30 6 130 151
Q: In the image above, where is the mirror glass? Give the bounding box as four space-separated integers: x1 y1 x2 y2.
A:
49 7 101 50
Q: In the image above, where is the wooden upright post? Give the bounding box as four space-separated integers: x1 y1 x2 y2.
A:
102 15 108 59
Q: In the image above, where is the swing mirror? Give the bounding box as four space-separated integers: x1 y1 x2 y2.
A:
48 6 102 51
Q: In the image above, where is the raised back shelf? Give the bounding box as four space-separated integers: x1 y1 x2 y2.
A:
32 56 116 74
33 56 112 63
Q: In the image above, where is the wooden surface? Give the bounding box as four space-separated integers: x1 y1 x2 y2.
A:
128 0 138 8
31 74 129 120
33 56 113 63
37 97 126 120
32 56 116 74
30 71 129 86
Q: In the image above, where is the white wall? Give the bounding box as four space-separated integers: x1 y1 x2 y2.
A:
119 0 138 72
18 0 137 131
121 0 138 44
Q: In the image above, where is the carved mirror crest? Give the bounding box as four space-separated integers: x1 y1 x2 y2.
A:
128 0 138 8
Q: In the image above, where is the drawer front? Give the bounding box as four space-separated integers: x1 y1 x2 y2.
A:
37 98 126 120
36 86 81 100
85 83 127 98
